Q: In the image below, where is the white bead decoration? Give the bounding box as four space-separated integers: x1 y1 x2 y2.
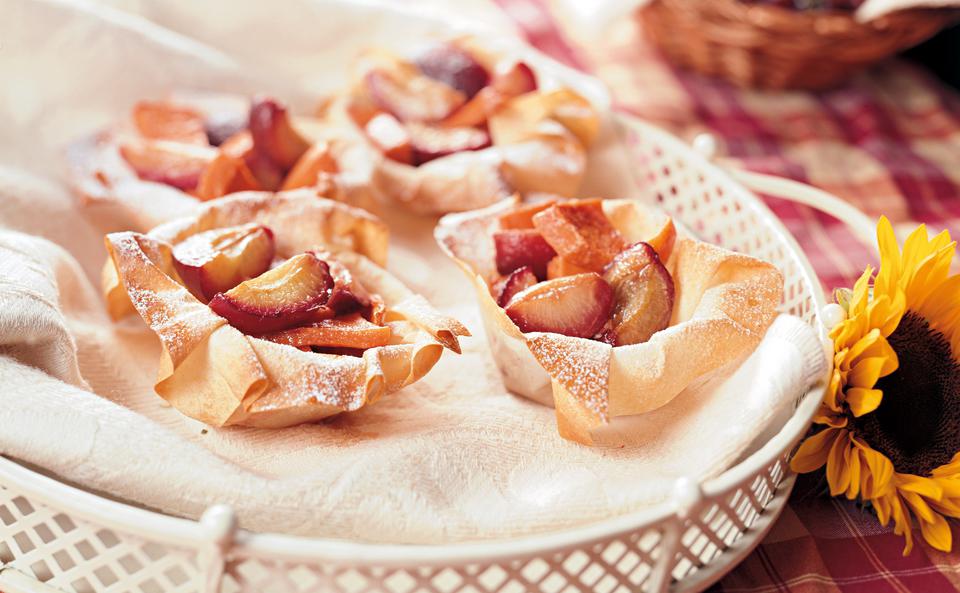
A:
821 303 847 330
692 133 720 160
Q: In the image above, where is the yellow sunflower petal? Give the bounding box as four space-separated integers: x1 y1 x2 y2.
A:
874 493 892 525
900 223 931 279
945 308 960 333
854 439 894 497
862 333 898 363
874 217 899 300
874 335 899 377
823 369 844 412
930 469 960 518
931 453 960 478
906 244 956 307
846 447 862 500
827 430 854 497
832 316 865 350
873 291 907 339
916 274 960 339
929 228 954 252
898 474 944 501
934 479 960 500
919 512 952 552
844 329 880 367
838 329 898 377
925 232 954 265
791 428 840 474
907 242 945 278
813 411 848 428
847 357 888 389
903 492 937 524
846 387 883 417
848 265 875 317
931 496 960 518
890 495 915 556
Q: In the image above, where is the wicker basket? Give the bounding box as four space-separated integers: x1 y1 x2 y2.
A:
638 0 956 90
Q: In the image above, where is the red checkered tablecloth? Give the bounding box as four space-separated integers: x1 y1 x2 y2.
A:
496 0 960 590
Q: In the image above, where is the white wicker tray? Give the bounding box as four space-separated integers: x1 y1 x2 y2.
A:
0 114 860 593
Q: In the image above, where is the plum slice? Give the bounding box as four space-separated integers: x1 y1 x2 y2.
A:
532 199 626 272
493 229 557 280
415 43 490 99
602 242 675 346
261 314 392 350
440 87 503 128
323 256 375 317
132 101 208 145
364 113 413 164
208 252 335 334
492 62 537 96
365 69 465 123
505 273 613 338
346 97 382 128
195 152 261 200
248 97 311 170
119 140 216 190
281 142 339 190
495 265 538 307
218 129 286 190
440 62 538 128
204 111 248 147
407 123 491 165
173 224 275 302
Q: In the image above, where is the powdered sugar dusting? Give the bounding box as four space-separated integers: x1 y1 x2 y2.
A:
527 334 610 420
247 340 367 413
110 233 223 363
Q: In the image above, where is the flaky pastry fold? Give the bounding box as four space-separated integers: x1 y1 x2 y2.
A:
436 197 783 445
105 191 468 428
324 42 599 215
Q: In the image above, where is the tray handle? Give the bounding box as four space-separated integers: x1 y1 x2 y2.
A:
692 133 877 248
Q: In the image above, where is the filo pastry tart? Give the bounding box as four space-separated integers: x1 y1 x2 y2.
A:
69 92 374 231
436 197 783 445
324 37 599 215
104 190 468 428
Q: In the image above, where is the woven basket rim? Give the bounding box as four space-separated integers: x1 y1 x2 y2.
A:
660 0 955 38
638 0 957 89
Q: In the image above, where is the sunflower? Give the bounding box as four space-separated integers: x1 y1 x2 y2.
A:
790 216 960 554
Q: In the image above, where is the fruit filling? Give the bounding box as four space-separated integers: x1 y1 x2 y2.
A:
347 41 540 167
117 96 337 198
492 199 677 346
171 224 391 353
172 224 275 302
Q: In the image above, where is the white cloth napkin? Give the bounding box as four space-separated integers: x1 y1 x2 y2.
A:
0 0 827 544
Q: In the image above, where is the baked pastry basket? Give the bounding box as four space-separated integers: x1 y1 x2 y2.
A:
0 110 875 593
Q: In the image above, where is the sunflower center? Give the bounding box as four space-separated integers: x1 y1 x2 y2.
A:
853 310 960 476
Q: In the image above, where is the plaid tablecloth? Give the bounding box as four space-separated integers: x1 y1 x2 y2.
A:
495 0 960 590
